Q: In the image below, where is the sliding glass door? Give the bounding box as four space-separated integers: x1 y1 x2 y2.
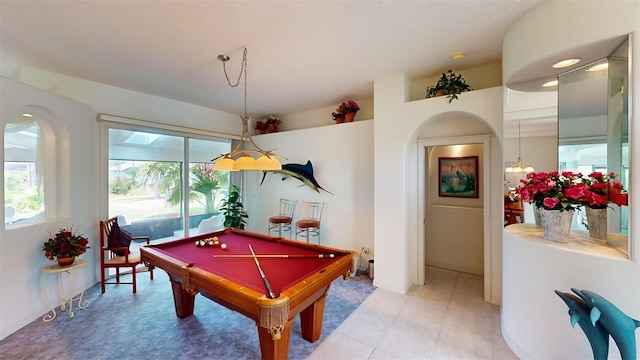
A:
107 127 231 242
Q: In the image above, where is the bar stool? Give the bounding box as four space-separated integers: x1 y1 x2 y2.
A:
268 199 297 238
295 201 324 244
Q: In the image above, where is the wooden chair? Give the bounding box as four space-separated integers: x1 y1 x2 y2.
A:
295 201 324 244
99 217 153 293
268 199 297 238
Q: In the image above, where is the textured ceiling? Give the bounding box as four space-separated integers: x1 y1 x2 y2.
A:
1 1 543 118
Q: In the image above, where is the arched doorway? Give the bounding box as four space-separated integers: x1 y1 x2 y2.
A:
416 122 494 302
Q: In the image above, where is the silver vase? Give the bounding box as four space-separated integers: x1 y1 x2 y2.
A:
540 209 574 243
533 207 542 228
585 207 607 240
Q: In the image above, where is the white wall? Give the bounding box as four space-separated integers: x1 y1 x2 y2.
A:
243 120 374 269
276 98 374 132
501 1 640 357
373 74 504 303
425 144 484 275
1 78 96 339
12 66 241 135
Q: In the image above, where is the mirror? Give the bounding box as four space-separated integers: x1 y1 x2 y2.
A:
558 36 630 256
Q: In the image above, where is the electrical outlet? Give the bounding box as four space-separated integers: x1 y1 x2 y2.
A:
361 247 369 254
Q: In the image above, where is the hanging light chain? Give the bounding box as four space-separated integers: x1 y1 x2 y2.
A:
221 48 248 117
213 47 286 171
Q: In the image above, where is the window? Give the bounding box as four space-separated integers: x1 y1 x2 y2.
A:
106 125 231 242
4 114 44 225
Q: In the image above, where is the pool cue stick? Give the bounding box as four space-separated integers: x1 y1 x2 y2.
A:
213 253 335 259
249 245 276 299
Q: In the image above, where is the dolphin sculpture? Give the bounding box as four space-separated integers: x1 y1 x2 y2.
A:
260 161 332 194
571 288 640 360
555 290 609 360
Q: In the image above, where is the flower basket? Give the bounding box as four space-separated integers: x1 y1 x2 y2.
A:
43 226 89 265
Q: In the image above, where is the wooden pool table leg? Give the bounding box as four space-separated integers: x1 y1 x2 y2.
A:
169 278 196 318
300 293 328 342
257 318 293 360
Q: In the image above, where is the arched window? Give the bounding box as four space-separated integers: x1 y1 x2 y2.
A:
4 109 45 226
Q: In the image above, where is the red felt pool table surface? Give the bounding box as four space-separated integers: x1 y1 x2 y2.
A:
153 230 341 297
140 228 355 360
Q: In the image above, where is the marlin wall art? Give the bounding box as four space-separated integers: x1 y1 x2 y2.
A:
260 160 332 194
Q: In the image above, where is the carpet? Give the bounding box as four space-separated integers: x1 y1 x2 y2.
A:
0 271 375 360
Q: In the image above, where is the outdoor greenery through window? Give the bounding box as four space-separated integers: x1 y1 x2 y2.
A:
4 118 44 225
108 128 231 242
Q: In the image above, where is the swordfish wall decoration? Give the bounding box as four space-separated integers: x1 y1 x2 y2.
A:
260 160 332 194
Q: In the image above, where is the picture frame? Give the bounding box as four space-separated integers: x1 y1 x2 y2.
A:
438 156 479 198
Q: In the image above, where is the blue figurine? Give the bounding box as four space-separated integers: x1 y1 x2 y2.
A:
571 288 640 360
555 290 609 360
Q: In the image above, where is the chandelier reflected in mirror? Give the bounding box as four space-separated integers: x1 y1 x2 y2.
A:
212 48 285 171
505 121 534 173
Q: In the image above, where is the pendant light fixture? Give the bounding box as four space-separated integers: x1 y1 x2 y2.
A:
505 121 535 173
212 48 285 171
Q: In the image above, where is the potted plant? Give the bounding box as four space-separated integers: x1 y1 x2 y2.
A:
516 171 584 241
579 171 628 239
337 100 359 122
425 70 472 103
220 184 248 229
43 226 90 266
255 120 267 134
331 111 345 124
265 115 281 133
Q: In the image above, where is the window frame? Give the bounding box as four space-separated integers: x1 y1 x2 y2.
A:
99 114 240 238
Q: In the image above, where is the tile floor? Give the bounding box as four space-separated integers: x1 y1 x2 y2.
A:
308 266 518 360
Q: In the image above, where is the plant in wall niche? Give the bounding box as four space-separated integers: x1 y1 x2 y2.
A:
331 111 345 123
255 120 267 134
265 115 281 133
333 100 359 123
220 184 248 229
337 100 360 114
425 70 471 103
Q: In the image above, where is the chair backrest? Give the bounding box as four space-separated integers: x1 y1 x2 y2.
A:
300 201 324 222
279 199 297 218
100 217 118 249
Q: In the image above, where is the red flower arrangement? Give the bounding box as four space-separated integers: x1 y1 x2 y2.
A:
42 226 89 261
581 171 628 209
337 100 360 115
517 171 585 211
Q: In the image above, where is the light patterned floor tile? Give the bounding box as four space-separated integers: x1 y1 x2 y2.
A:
307 332 374 360
309 267 519 360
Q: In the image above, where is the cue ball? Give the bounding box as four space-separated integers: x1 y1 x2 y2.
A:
221 243 227 250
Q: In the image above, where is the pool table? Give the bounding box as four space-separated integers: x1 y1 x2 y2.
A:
140 228 355 360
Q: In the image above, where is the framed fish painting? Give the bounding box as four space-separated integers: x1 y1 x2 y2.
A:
438 156 479 198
